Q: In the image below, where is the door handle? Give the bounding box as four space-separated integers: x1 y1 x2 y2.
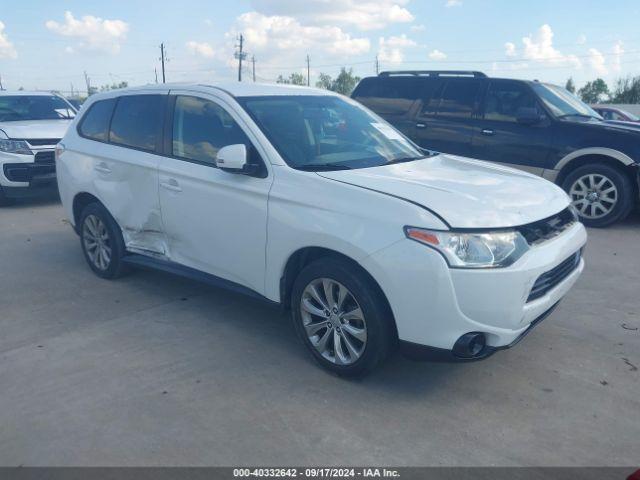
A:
94 162 111 174
160 178 182 192
481 129 495 136
416 123 427 129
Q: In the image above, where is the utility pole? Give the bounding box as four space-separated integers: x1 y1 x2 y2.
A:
0 75 4 91
234 34 246 82
306 55 310 86
155 68 158 84
251 56 256 82
84 71 91 95
375 55 380 75
160 43 167 83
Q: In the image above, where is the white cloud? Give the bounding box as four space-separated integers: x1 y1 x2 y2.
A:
45 11 129 54
588 48 607 75
504 42 517 57
445 0 462 7
378 34 417 64
428 49 447 60
231 12 370 60
518 24 581 68
612 41 624 73
0 21 17 59
249 0 413 30
186 41 216 59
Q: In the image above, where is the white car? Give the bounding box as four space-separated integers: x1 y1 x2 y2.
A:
0 91 76 205
56 83 587 376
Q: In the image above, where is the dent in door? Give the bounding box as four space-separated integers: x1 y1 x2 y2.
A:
121 210 170 259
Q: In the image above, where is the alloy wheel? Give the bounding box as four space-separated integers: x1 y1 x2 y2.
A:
300 278 367 366
82 214 112 271
569 173 618 220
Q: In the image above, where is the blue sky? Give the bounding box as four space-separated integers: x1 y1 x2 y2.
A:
1 0 639 94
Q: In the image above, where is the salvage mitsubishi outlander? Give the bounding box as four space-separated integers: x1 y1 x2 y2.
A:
56 83 587 376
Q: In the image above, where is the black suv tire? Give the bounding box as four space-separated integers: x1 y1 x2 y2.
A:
291 258 396 377
562 163 635 228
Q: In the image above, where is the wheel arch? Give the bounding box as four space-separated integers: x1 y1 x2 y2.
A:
555 149 638 187
72 192 104 233
279 246 398 338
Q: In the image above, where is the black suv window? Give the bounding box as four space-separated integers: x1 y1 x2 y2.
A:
172 95 252 164
109 95 165 151
352 77 422 116
434 79 481 118
484 81 539 122
78 98 116 142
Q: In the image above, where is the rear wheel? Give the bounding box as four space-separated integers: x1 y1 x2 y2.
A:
562 163 634 227
79 203 128 279
291 258 395 377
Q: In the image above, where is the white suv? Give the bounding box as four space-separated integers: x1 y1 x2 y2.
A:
0 91 76 204
56 83 587 376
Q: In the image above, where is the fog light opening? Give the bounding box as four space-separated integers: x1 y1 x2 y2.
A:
453 332 487 358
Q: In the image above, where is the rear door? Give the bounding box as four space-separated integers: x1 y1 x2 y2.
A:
471 80 552 174
413 78 483 156
77 92 169 256
351 77 422 137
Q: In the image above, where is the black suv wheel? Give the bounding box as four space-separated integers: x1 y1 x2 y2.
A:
562 163 634 227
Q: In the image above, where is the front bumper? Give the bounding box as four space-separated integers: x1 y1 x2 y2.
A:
1 150 57 196
361 221 587 353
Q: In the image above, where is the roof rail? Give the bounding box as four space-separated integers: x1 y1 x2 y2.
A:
379 70 488 78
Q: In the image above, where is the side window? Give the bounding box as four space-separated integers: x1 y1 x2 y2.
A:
353 78 421 116
78 98 116 142
610 111 624 121
484 82 539 122
435 79 481 118
109 95 165 151
172 95 252 164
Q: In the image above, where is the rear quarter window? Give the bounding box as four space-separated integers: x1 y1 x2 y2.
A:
78 98 116 142
352 77 422 116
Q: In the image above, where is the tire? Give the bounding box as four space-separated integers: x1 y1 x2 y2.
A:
291 258 395 377
78 202 128 279
562 163 635 228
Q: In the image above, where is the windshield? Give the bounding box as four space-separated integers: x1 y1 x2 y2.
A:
237 95 426 170
531 83 602 120
619 109 639 121
0 95 76 122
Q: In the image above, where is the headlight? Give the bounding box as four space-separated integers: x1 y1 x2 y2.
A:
405 227 529 269
0 139 32 155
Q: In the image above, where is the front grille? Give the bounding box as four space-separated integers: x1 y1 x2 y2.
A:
34 151 55 164
527 251 581 302
517 207 578 246
25 138 61 147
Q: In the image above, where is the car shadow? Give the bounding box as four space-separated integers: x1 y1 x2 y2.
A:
4 191 61 209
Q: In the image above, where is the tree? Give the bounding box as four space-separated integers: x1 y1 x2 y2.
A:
611 76 640 104
99 81 129 92
565 77 576 94
578 78 609 104
314 68 361 95
276 73 306 86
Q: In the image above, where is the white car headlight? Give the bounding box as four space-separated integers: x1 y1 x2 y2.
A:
0 139 32 155
405 227 530 268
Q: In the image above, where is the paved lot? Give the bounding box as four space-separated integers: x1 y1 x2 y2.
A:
0 196 638 467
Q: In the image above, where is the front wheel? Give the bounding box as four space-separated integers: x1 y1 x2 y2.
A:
562 163 635 228
291 258 395 377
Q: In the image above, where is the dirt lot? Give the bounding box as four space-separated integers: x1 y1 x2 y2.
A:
1 196 638 466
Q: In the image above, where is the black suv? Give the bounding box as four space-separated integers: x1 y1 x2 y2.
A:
352 71 640 227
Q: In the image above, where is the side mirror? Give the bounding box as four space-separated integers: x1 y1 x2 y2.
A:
516 107 542 125
215 144 247 172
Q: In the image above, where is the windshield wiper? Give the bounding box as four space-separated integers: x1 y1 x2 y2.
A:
557 113 600 120
295 164 353 171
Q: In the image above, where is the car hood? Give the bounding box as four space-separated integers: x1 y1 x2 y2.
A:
317 154 570 229
0 120 71 140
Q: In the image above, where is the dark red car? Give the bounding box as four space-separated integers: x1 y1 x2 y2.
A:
592 105 640 122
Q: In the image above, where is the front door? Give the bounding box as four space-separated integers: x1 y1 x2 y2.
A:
157 92 273 295
471 80 553 174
